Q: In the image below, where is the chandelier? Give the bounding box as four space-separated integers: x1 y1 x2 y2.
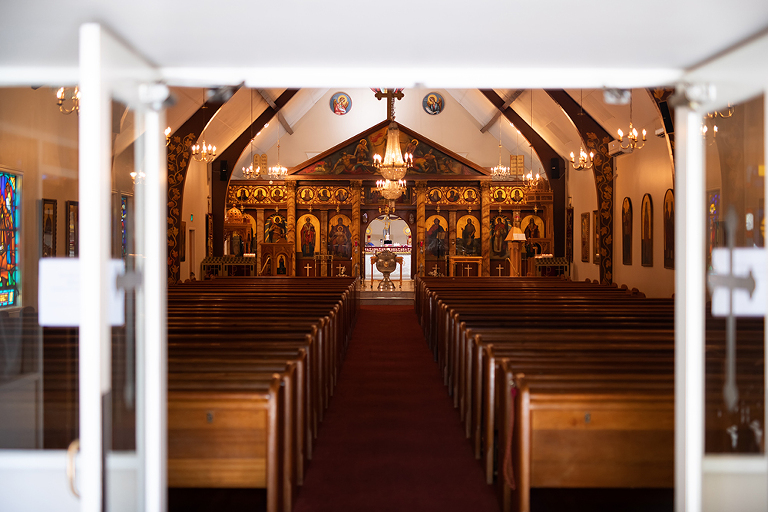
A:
617 90 646 151
491 120 511 181
268 122 287 181
56 87 80 115
372 89 411 201
191 140 216 163
524 91 542 189
570 89 594 171
242 90 262 180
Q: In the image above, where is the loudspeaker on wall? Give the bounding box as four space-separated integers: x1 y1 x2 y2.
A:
549 157 564 179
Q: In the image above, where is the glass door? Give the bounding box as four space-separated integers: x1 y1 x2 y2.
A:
78 23 168 512
676 33 768 512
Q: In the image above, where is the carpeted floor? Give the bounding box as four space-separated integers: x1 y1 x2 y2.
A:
292 305 500 512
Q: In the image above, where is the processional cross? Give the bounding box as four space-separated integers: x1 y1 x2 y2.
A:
707 206 756 412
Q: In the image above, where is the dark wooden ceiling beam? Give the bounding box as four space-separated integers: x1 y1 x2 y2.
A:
210 88 299 256
480 88 566 258
480 89 524 133
257 88 294 135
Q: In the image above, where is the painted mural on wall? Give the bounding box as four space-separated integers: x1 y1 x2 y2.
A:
330 92 351 115
329 214 353 259
297 214 320 257
491 214 511 258
456 215 480 256
422 92 445 115
296 124 479 176
425 215 448 258
265 213 287 243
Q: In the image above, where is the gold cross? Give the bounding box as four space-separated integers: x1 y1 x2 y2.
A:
337 264 346 276
304 263 312 276
497 264 504 277
465 264 472 276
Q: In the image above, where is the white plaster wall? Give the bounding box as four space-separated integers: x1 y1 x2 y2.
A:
567 163 599 284
180 159 210 280
0 87 79 312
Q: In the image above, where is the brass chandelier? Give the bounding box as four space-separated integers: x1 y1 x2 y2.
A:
372 89 411 201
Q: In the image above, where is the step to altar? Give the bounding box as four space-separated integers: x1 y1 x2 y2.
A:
359 288 415 305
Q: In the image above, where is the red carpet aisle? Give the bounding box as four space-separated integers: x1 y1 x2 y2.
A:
293 305 500 512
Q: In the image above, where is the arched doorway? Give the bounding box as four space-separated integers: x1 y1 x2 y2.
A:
363 214 412 284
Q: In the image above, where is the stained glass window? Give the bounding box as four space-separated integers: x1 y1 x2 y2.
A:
0 171 20 307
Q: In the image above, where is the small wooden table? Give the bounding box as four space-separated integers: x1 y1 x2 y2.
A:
448 256 483 277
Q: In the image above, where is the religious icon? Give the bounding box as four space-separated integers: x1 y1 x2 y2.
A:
42 198 56 257
317 188 332 202
329 214 352 259
491 215 511 258
593 210 600 264
446 188 460 202
510 188 524 203
428 188 442 203
335 188 350 203
271 187 285 202
265 214 287 243
235 187 250 203
641 194 653 267
456 215 479 256
299 188 315 203
276 254 287 275
581 212 589 263
622 197 632 265
330 92 351 116
663 189 674 269
492 188 506 203
353 139 369 166
463 188 478 203
422 92 445 115
521 215 543 239
425 215 448 258
66 200 78 257
254 187 268 202
298 214 319 257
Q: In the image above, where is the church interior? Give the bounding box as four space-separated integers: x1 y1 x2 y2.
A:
1 3 768 512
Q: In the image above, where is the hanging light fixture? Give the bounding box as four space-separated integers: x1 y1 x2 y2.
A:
570 89 594 171
372 89 411 201
524 91 541 189
268 121 287 181
192 90 217 163
617 90 646 151
491 120 511 181
165 127 172 146
242 89 261 180
56 87 80 115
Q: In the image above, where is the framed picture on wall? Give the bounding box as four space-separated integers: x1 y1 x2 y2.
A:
663 189 674 269
42 198 56 257
622 197 632 265
65 200 78 257
641 193 653 267
593 210 600 264
580 212 589 262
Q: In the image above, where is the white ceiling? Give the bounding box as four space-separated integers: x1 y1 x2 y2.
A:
2 1 768 88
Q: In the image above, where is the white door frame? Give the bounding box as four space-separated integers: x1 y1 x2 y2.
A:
675 32 768 512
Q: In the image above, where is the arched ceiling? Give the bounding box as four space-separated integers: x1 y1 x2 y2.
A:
164 86 664 181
